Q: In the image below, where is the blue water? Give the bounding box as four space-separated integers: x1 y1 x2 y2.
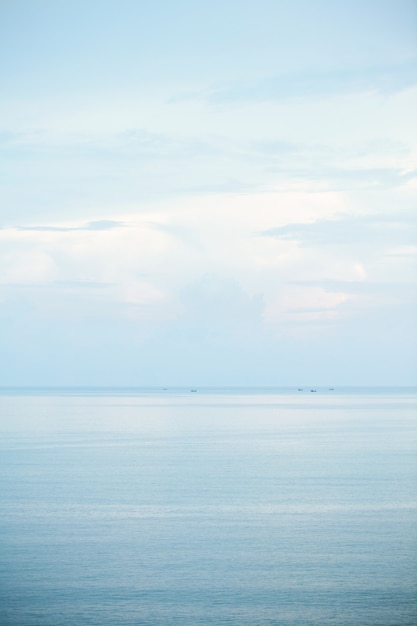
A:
0 389 416 625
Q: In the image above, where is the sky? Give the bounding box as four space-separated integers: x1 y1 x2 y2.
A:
0 0 416 387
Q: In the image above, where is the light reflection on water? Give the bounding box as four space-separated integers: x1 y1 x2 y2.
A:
0 390 416 625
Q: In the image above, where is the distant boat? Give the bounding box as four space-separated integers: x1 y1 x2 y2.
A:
328 388 334 391
297 388 303 391
310 389 317 392
190 389 197 393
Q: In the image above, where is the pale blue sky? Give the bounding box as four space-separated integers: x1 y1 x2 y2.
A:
1 0 416 386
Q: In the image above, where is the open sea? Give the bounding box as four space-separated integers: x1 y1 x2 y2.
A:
0 387 416 626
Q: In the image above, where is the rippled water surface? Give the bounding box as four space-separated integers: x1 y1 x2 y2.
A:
1 389 416 625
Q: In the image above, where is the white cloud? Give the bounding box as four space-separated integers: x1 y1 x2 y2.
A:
0 250 58 284
264 286 351 326
1 181 412 332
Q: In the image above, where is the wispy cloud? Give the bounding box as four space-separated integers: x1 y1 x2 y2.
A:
15 220 125 232
209 60 417 103
262 213 417 248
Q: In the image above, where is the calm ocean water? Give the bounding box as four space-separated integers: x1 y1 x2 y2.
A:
0 388 416 625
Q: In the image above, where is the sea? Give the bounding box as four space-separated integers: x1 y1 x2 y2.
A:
0 387 416 626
